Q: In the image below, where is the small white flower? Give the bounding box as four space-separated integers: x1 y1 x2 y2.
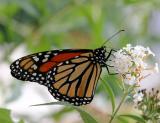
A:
123 74 136 85
110 44 158 85
133 92 144 103
111 50 133 74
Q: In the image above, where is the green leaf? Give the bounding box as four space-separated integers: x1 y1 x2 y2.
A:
116 116 129 123
101 78 115 113
76 108 98 123
31 102 98 123
17 1 39 17
18 119 24 123
0 108 13 123
53 107 74 121
118 114 146 123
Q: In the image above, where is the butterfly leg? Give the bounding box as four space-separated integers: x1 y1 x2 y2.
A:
104 49 119 75
105 49 117 60
104 64 118 75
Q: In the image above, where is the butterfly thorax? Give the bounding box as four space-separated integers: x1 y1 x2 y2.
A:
92 46 107 66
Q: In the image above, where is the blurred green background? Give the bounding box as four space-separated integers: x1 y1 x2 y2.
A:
0 0 160 123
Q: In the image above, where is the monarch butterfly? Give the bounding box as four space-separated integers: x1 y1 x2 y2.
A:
10 30 124 106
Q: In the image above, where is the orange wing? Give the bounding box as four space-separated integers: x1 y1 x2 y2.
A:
10 46 110 106
10 49 89 86
47 52 102 106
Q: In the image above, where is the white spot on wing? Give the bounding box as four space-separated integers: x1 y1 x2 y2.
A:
32 73 37 76
47 51 52 54
42 58 48 62
45 55 50 58
33 56 39 62
16 61 19 65
31 64 37 70
57 62 63 66
65 61 69 64
54 53 58 56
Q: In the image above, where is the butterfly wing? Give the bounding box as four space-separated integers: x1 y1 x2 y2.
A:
10 49 102 106
46 52 102 106
10 49 89 86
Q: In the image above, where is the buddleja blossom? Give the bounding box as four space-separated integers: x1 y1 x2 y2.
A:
110 44 159 85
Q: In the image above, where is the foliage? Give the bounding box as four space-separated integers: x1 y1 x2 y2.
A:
0 108 13 123
31 101 98 123
0 108 24 123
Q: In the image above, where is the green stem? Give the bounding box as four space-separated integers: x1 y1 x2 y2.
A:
109 91 128 123
109 85 136 123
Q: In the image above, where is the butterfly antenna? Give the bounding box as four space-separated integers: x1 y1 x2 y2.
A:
102 29 125 46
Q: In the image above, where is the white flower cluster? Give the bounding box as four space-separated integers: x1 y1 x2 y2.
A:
133 92 144 103
111 44 159 85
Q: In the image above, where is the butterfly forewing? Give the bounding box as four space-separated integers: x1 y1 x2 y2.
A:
10 50 60 85
11 49 91 84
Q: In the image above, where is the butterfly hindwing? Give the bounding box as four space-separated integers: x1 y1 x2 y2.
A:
46 52 102 106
